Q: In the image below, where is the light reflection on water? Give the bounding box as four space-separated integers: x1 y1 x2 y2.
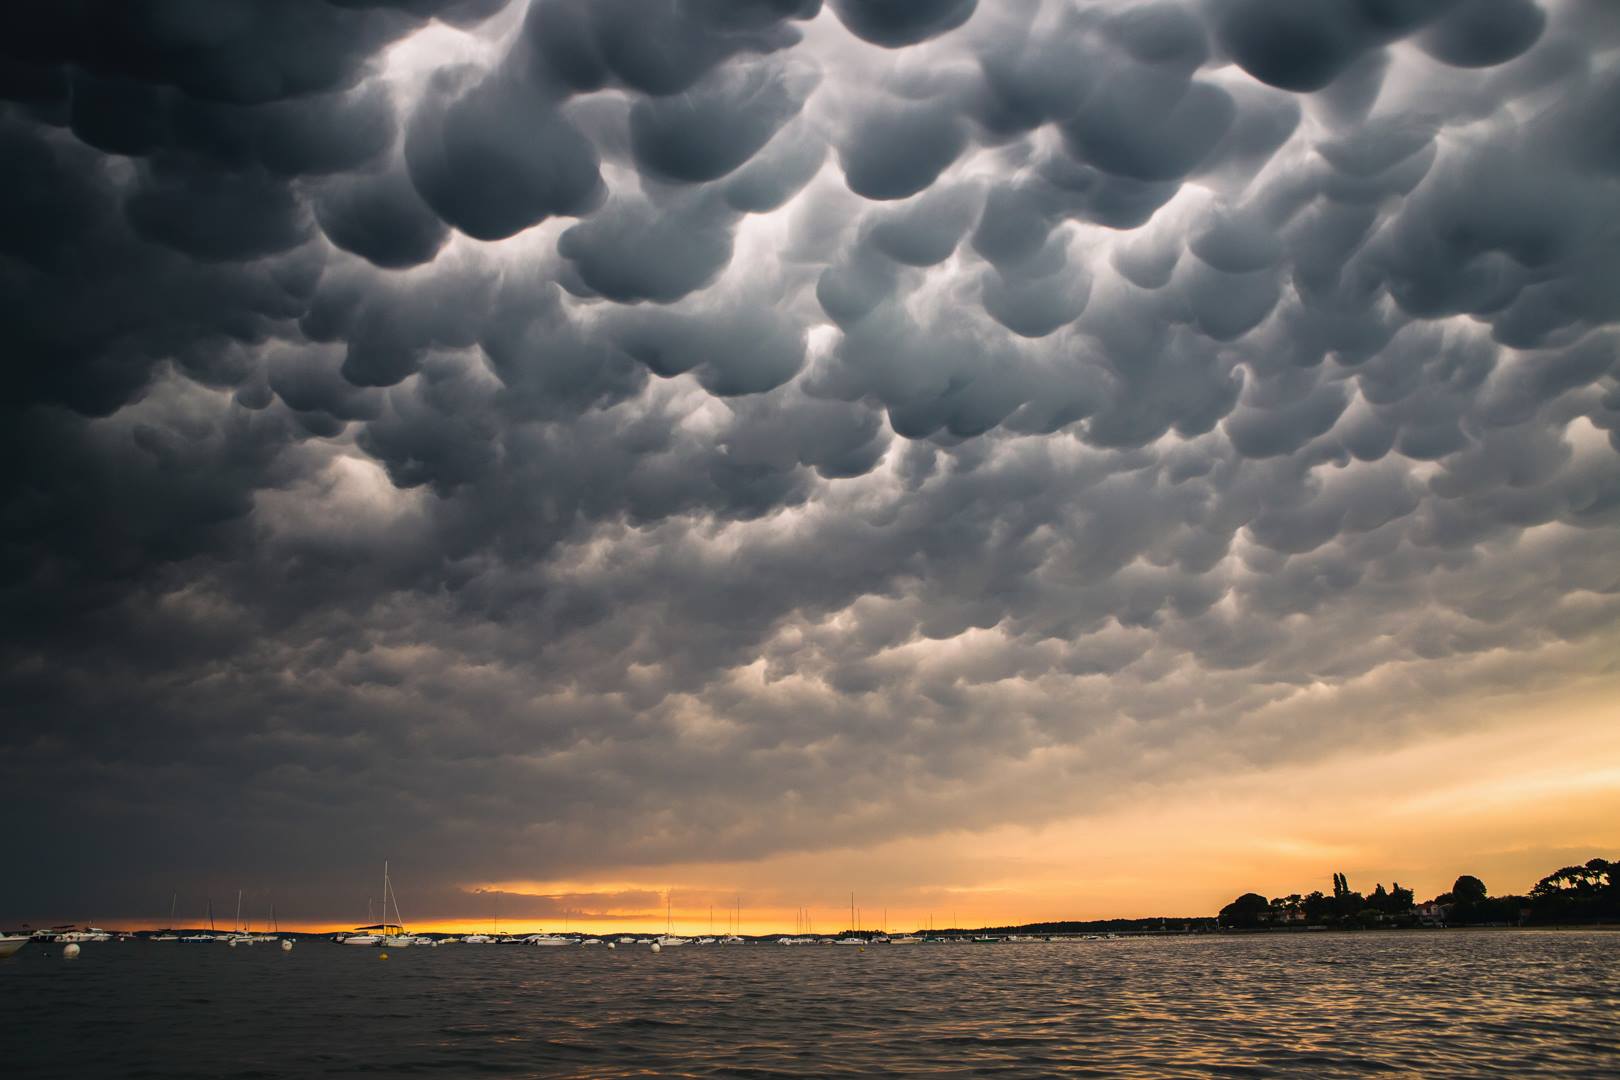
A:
5 930 1617 1077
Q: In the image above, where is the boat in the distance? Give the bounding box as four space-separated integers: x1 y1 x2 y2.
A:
0 935 27 958
151 894 180 940
340 862 413 946
179 900 220 942
221 890 259 945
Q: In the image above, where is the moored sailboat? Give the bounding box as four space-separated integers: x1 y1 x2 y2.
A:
655 891 686 945
151 893 180 940
342 862 413 946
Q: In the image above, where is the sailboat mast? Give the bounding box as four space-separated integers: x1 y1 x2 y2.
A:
235 889 243 934
386 865 404 935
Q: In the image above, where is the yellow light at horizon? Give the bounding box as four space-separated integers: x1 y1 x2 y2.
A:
91 681 1620 934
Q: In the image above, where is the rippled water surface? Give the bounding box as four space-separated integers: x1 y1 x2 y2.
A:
5 931 1618 1077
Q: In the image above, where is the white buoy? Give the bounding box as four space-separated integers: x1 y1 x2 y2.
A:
228 939 238 947
650 942 661 953
281 939 294 952
63 943 81 959
607 942 616 950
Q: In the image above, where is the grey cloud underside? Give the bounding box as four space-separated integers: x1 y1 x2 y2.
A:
3 0 1620 917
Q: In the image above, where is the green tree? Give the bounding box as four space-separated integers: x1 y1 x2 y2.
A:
1330 873 1365 919
1366 882 1415 915
1452 875 1487 904
1219 893 1270 929
1528 858 1617 922
1530 859 1611 900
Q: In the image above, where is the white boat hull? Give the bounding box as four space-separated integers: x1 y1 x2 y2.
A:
0 935 27 958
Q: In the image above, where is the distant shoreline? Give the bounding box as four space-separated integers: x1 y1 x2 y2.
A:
8 922 1615 940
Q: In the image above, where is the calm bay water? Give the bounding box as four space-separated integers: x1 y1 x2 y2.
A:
5 930 1617 1077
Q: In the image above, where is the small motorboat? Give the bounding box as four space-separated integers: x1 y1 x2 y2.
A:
0 935 27 959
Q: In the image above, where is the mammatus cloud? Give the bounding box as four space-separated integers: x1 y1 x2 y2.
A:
2 0 1618 919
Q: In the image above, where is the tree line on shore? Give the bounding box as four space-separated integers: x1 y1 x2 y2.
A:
1218 857 1617 929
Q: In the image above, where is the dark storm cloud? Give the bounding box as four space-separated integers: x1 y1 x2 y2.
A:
828 0 978 47
838 98 969 200
404 66 607 241
556 189 740 302
3 0 1619 921
313 160 451 268
628 57 819 183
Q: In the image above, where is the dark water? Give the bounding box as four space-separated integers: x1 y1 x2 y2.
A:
5 931 1618 1077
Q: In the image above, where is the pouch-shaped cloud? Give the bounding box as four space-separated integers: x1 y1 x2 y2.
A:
829 0 979 47
1 0 1618 920
629 57 819 183
406 69 606 240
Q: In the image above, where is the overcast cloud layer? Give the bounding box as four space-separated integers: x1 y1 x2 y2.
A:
3 0 1619 921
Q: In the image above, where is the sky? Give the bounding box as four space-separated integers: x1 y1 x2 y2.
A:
1 0 1618 934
